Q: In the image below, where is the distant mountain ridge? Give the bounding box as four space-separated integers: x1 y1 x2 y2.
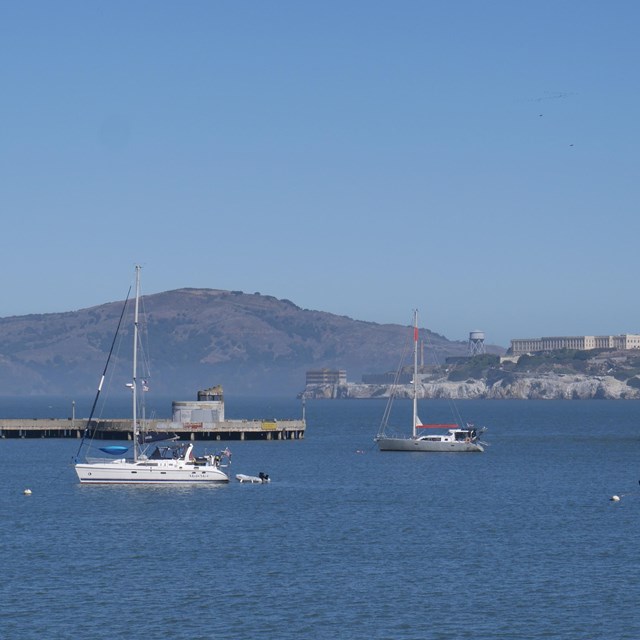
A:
0 289 502 397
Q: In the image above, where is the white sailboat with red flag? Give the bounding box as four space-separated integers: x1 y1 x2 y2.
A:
375 309 486 452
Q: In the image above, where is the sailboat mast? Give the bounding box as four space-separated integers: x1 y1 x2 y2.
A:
412 309 418 439
132 265 141 462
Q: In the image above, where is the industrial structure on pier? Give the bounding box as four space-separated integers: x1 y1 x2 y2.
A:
0 385 305 441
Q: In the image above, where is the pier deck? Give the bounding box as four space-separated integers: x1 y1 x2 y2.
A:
0 418 306 441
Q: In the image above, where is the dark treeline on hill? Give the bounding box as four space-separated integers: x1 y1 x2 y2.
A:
0 289 503 397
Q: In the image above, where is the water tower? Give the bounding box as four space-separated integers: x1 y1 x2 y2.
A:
468 330 486 356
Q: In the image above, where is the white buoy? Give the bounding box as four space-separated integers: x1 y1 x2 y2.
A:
23 489 32 496
610 495 621 502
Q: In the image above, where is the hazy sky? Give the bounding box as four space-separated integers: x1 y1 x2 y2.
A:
2 1 639 348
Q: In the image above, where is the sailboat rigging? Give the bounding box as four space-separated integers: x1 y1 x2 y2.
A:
74 266 230 483
375 309 487 452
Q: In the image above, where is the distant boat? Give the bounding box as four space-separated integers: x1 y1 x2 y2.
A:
74 266 230 484
374 309 487 453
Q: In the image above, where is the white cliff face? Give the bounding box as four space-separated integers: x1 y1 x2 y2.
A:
476 374 639 400
305 373 640 400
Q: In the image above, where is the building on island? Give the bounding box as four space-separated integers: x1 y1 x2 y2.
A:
305 369 347 386
510 334 640 355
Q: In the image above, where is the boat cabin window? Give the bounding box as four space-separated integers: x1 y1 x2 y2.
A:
149 445 185 460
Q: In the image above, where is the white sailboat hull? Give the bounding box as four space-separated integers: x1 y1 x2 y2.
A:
75 459 229 484
376 436 484 453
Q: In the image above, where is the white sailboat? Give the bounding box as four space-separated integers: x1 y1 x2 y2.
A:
74 266 230 484
375 309 486 453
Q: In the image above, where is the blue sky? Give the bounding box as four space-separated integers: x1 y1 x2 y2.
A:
1 1 639 348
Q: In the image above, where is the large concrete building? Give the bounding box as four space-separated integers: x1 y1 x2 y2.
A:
171 385 225 423
305 369 347 386
510 334 640 354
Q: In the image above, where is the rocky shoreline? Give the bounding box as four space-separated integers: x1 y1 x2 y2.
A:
303 372 640 400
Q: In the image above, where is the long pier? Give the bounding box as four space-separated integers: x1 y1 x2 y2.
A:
0 418 306 441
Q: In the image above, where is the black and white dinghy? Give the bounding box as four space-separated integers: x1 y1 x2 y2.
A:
236 472 270 483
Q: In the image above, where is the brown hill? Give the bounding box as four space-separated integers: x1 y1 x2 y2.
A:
0 289 501 396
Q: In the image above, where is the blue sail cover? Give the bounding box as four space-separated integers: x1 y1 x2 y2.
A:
99 445 129 455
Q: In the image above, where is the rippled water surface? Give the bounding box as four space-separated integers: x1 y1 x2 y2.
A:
1 398 640 639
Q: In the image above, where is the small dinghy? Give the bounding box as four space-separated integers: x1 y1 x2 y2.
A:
236 472 270 484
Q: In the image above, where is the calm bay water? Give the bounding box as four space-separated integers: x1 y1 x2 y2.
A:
1 397 639 640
